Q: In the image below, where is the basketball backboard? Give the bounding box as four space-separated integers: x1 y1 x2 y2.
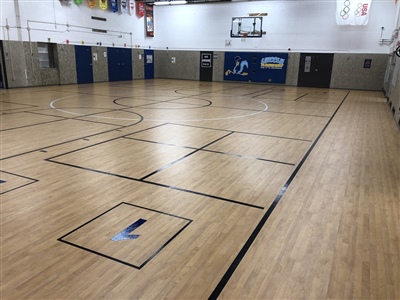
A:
230 17 263 38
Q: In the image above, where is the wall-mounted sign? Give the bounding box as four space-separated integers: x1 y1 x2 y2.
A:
260 56 285 69
364 59 372 68
224 52 288 84
304 56 311 72
201 53 212 68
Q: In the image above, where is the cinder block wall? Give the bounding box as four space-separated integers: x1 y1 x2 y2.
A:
154 50 200 81
330 53 388 90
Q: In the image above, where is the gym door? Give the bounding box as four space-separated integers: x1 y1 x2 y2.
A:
108 48 133 81
144 49 154 79
200 51 213 81
298 53 334 88
75 45 93 84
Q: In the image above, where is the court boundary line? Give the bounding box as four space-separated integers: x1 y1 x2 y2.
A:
168 122 314 142
0 170 39 195
208 91 351 300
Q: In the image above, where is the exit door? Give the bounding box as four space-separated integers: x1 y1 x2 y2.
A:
200 51 213 81
298 53 334 88
144 49 154 79
108 48 133 82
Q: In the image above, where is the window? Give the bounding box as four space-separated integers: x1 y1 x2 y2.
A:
37 43 56 68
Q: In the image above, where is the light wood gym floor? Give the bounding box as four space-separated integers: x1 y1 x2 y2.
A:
0 79 399 299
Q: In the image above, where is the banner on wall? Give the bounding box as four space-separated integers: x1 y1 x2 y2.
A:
121 0 128 13
88 0 96 8
59 0 72 5
336 0 372 25
146 4 154 37
110 0 118 12
136 2 145 18
224 52 288 84
99 0 107 10
129 0 135 15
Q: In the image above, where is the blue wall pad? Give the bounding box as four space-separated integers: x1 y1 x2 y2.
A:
224 52 288 84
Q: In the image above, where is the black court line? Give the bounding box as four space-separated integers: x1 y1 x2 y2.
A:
45 124 262 209
296 100 343 105
116 96 213 110
264 110 331 118
46 159 263 210
0 118 67 132
58 202 193 270
142 181 264 210
45 123 167 161
139 132 234 181
199 104 264 113
201 149 296 166
0 115 145 161
251 90 276 98
242 87 276 97
123 135 295 167
168 123 313 143
174 85 245 97
208 91 350 300
0 170 39 195
0 100 38 108
122 136 198 150
293 93 308 101
30 107 137 128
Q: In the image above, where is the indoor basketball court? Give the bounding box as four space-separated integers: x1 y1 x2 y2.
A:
1 79 399 299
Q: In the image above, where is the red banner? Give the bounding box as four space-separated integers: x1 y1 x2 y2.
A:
136 1 145 18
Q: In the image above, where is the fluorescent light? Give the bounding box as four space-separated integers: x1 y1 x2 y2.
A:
153 0 187 5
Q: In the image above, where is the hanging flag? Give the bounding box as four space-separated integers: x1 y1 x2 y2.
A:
60 0 72 5
99 0 107 10
110 0 118 12
146 4 154 37
136 1 145 18
74 0 83 5
129 0 135 15
120 0 128 13
88 0 96 8
336 0 372 25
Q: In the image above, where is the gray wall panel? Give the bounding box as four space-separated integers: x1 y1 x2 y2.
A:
286 52 300 86
3 41 28 88
133 49 144 80
40 69 60 86
388 55 400 125
57 44 77 85
24 42 41 87
155 50 199 80
212 51 225 82
330 53 387 90
92 46 108 83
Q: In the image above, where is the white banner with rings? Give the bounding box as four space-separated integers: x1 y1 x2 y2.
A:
336 0 372 25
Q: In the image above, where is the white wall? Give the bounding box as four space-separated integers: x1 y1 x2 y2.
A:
0 0 150 48
0 0 398 53
153 0 398 53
